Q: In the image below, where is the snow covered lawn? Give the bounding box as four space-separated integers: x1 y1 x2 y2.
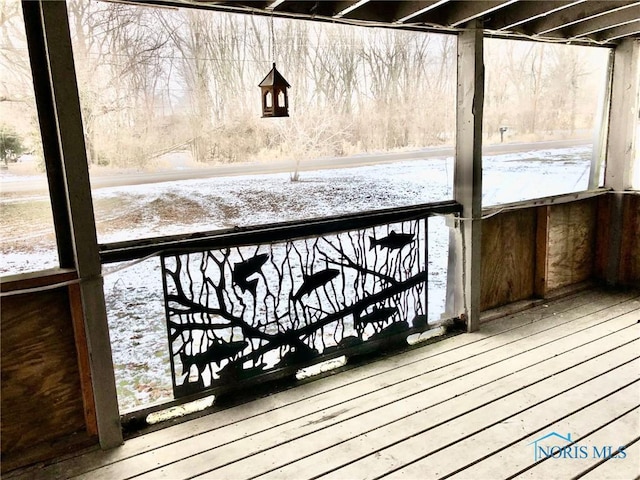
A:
0 146 593 412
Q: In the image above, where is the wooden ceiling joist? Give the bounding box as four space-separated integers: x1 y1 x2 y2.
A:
333 0 370 18
399 0 516 27
522 1 639 36
484 1 586 31
394 0 449 23
135 0 640 43
438 0 519 28
598 19 640 41
265 0 286 10
563 4 640 39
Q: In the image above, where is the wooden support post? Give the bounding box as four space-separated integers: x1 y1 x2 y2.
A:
603 39 639 285
21 0 75 267
35 0 123 448
68 283 99 437
445 22 484 332
588 50 614 190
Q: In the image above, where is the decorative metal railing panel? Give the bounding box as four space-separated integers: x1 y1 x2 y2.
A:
161 219 430 398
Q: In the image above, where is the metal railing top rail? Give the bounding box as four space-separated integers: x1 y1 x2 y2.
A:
99 201 462 264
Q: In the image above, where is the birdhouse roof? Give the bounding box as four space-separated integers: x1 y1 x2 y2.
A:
259 63 290 88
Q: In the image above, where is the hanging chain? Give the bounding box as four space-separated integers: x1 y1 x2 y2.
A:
270 15 275 65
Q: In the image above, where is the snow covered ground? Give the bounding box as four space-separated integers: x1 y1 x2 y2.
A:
0 145 593 411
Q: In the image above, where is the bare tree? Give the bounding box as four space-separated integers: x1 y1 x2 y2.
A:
65 0 173 167
485 39 601 140
0 1 31 104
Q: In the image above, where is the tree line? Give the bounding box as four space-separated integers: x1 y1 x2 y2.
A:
0 0 607 170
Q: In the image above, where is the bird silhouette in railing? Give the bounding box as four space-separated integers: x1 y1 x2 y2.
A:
180 339 249 376
290 268 340 302
232 253 269 296
369 231 414 250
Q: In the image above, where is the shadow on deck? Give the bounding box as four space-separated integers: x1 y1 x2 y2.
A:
6 288 640 480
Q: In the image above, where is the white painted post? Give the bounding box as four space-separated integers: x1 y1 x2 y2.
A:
588 50 614 190
605 39 639 192
603 39 639 285
445 22 484 332
39 0 123 448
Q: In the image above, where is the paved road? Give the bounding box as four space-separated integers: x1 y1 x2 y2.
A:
0 138 591 194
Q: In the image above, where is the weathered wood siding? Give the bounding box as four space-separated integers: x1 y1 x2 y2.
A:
594 193 640 286
619 194 640 285
594 194 611 281
1 271 96 471
481 197 600 311
480 209 537 310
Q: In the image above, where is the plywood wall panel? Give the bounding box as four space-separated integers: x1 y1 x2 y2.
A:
546 199 597 291
594 195 611 280
481 209 537 311
1 286 87 456
619 194 640 285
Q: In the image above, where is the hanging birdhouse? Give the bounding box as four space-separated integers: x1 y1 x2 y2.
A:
259 63 290 118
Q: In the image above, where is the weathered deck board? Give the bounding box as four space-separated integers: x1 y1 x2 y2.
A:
518 406 639 479
23 290 604 479
110 295 640 479
579 437 640 479
221 310 640 478
273 343 639 480
382 366 639 479
6 289 639 480
30 289 618 479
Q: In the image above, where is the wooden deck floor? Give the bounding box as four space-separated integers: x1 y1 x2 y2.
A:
7 288 640 480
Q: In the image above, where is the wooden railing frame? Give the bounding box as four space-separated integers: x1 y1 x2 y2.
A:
99 201 462 263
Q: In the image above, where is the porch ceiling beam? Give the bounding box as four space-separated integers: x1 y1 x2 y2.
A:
522 1 639 36
485 0 585 31
597 20 640 42
564 5 640 38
